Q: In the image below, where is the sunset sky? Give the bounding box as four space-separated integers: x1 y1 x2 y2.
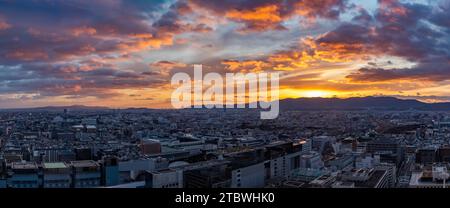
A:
0 0 449 108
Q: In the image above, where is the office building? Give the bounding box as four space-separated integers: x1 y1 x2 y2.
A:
70 160 101 188
42 162 71 188
7 162 39 188
144 169 183 188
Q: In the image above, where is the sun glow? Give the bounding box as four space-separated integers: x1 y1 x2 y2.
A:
303 90 330 98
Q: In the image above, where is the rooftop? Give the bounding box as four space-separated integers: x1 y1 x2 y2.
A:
106 181 145 188
43 162 68 169
12 162 37 170
69 160 99 168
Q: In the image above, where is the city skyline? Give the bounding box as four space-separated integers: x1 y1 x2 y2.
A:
0 0 449 109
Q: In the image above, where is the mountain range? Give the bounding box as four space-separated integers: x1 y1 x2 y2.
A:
2 97 450 112
278 96 450 111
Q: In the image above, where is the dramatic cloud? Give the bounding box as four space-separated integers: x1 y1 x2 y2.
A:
0 0 449 108
221 0 450 82
346 57 450 82
188 0 348 32
327 0 450 83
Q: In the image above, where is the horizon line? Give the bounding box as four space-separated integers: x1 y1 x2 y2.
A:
0 96 447 110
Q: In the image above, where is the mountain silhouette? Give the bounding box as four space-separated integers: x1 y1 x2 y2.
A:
278 96 450 111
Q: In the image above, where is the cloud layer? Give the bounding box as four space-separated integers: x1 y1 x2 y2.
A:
0 0 449 108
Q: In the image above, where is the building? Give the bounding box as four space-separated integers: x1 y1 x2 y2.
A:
416 147 437 164
144 169 183 188
290 168 327 183
311 136 335 154
409 164 450 188
107 181 145 188
295 139 312 153
184 163 231 188
231 162 265 188
328 154 354 171
265 141 303 179
33 148 63 163
366 138 404 166
7 162 40 188
42 162 71 188
140 139 162 155
118 158 169 182
281 179 306 188
0 158 5 188
102 156 119 186
300 151 324 170
331 181 355 188
355 155 380 169
70 160 101 188
438 146 450 162
375 163 397 188
367 138 400 153
75 147 93 160
340 167 393 188
58 150 76 162
0 178 6 188
309 174 337 188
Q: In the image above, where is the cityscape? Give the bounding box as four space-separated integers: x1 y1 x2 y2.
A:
0 0 450 190
2 97 450 188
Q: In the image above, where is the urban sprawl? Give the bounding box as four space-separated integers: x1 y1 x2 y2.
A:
0 108 449 188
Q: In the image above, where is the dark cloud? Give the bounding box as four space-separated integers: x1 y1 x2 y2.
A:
347 57 450 82
0 0 449 105
0 0 179 64
0 0 191 100
188 0 348 32
314 0 450 82
317 0 450 61
0 63 166 99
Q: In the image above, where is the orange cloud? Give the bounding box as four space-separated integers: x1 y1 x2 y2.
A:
222 60 271 73
71 26 97 36
225 5 284 31
188 0 347 32
294 0 346 20
6 50 49 61
0 19 11 30
150 61 187 70
117 33 174 52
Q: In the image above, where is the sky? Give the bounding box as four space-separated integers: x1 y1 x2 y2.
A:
0 0 449 108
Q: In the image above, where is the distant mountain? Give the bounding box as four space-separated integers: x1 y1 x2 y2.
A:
192 96 450 111
0 105 110 112
278 96 450 111
2 96 450 112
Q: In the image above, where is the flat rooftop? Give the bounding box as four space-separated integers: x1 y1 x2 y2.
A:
12 162 37 170
43 162 68 169
107 181 145 188
69 160 99 168
151 169 177 174
409 171 449 187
